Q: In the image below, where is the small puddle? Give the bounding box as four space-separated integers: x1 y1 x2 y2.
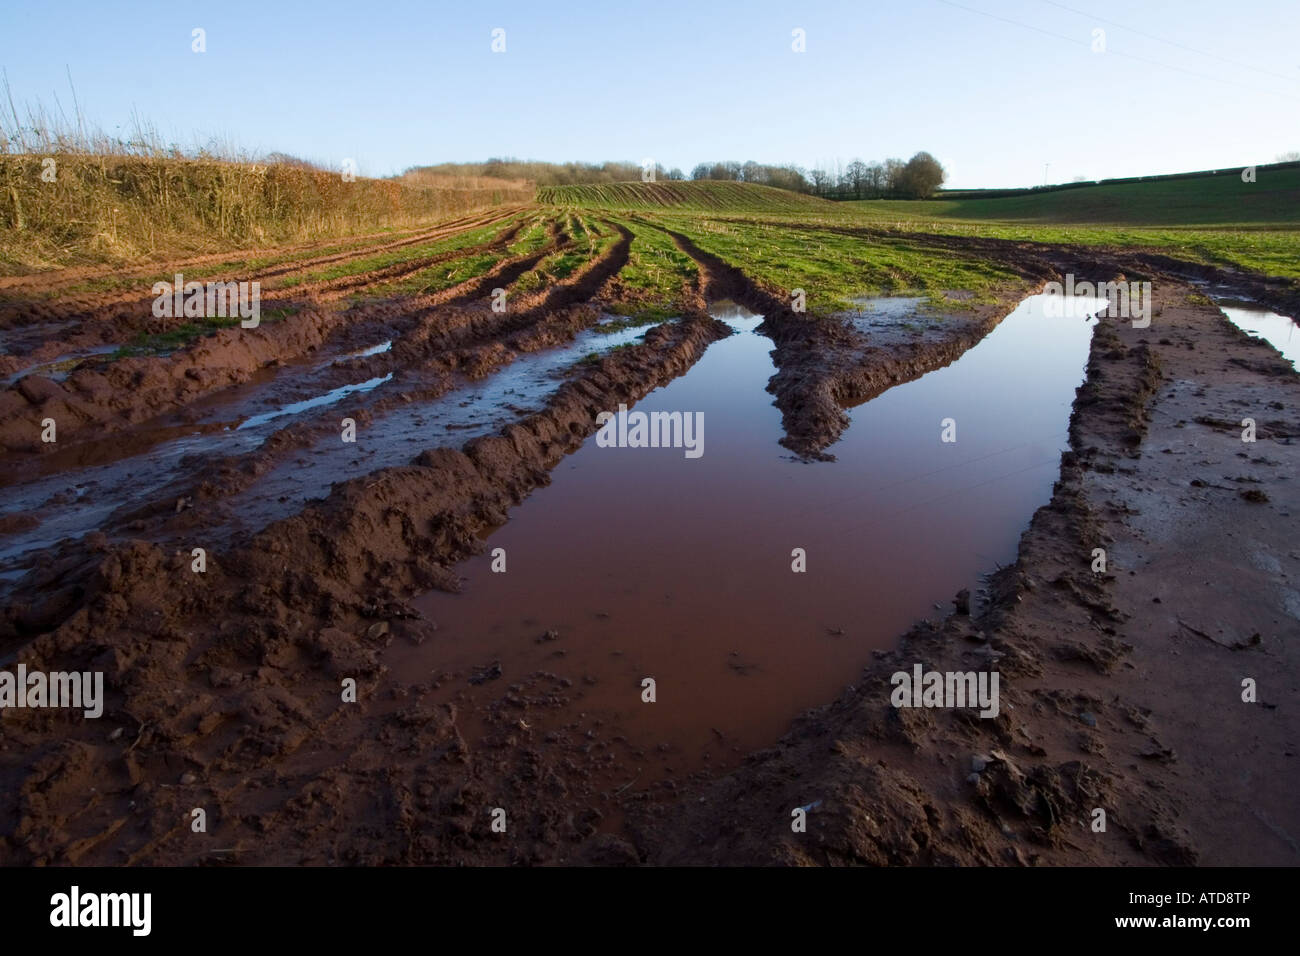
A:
1213 297 1298 368
846 295 930 333
1189 280 1299 368
236 373 394 430
2 346 119 387
396 293 1106 792
334 340 393 363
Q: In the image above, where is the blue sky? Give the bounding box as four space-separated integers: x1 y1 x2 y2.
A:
2 0 1297 187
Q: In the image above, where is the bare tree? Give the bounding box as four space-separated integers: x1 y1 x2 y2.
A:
845 159 868 199
883 158 905 196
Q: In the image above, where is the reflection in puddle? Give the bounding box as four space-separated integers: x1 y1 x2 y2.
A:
1215 298 1298 368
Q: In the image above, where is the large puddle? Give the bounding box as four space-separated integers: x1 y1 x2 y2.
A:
398 293 1105 787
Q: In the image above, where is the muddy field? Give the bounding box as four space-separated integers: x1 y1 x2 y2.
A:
0 208 1296 866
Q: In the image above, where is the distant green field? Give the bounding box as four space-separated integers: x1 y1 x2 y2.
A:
544 177 1299 284
540 181 833 212
846 165 1300 227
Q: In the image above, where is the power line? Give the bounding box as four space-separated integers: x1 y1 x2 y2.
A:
1035 0 1300 85
933 0 1300 103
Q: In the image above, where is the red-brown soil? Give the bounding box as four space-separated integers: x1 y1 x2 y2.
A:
0 220 1295 866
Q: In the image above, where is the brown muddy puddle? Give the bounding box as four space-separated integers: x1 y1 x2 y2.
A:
396 294 1105 794
0 320 652 575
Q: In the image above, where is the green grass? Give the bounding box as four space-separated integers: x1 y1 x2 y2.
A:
544 175 1300 287
603 217 699 318
853 165 1300 227
647 214 1022 314
512 221 620 295
352 249 506 301
497 214 553 258
274 215 524 288
829 169 1300 281
108 304 300 357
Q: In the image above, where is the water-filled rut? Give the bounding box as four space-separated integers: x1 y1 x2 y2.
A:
397 293 1106 789
0 319 653 572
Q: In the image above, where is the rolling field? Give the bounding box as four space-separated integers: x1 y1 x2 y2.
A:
541 172 1300 282
539 179 833 211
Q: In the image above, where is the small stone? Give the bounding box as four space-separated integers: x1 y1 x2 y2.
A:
108 727 124 741
365 621 390 640
966 773 981 785
179 772 197 785
971 755 989 773
1079 711 1097 727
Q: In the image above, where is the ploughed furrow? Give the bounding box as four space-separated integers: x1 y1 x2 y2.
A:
0 207 527 304
365 218 626 364
121 219 630 527
0 224 418 295
0 218 562 454
0 208 528 391
258 217 530 303
0 209 529 366
0 215 567 472
232 208 526 286
0 214 643 580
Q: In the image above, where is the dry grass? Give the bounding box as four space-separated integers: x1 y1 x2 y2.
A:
0 85 535 273
0 155 534 273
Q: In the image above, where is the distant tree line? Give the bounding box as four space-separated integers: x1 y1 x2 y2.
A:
402 151 947 199
689 152 946 200
403 159 685 187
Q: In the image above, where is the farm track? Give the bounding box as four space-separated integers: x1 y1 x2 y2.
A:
0 213 636 576
0 207 530 363
0 207 529 298
0 214 564 452
0 210 1296 867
